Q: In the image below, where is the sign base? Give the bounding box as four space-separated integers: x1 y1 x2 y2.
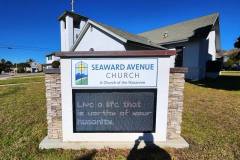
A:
39 136 189 150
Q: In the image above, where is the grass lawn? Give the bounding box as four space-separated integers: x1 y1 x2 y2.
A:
0 74 240 159
0 76 44 85
220 71 240 76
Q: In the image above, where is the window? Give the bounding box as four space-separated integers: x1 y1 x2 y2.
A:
47 56 52 61
175 47 183 67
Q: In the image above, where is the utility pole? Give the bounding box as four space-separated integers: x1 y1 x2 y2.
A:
71 0 74 12
15 63 17 75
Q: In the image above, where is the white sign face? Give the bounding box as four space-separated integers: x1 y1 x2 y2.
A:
71 58 158 88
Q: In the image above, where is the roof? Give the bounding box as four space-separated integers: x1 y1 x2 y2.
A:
46 53 56 57
221 49 240 56
58 11 88 21
59 11 166 50
92 21 166 49
139 13 219 45
55 50 175 58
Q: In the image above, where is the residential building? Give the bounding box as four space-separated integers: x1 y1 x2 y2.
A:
45 53 60 69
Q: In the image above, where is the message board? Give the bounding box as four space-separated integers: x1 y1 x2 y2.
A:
71 59 158 88
73 89 156 132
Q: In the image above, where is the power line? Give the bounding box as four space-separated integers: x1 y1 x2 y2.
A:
0 44 58 52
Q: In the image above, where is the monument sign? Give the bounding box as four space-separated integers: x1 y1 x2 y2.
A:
59 52 172 142
40 51 189 149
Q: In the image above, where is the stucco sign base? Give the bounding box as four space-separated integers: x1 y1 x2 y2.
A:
39 136 189 150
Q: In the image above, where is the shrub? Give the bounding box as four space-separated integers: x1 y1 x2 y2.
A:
206 60 222 72
52 61 60 68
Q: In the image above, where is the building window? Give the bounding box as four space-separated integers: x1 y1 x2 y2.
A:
175 47 183 67
47 56 52 61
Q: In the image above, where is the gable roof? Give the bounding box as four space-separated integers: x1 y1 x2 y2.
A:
58 11 88 21
91 21 165 49
61 11 166 50
139 13 219 45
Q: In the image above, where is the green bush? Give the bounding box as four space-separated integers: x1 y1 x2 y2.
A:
206 60 222 72
52 61 60 68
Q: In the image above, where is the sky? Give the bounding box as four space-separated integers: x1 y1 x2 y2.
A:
0 0 239 64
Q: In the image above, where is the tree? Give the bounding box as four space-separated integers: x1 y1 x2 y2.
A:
0 59 6 74
5 61 13 72
28 58 34 62
234 36 240 49
0 59 13 73
0 62 3 74
222 36 240 70
1 59 6 64
17 63 29 73
52 61 60 68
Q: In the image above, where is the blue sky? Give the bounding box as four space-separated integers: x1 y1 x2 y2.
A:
0 0 239 64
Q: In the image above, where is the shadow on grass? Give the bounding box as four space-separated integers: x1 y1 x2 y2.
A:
187 75 240 91
73 133 171 160
74 150 97 160
127 133 171 160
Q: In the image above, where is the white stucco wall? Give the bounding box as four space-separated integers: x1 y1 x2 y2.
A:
207 31 217 60
214 19 221 53
65 16 74 51
60 20 67 51
80 20 86 30
46 55 60 65
74 26 126 51
168 48 176 68
169 55 176 68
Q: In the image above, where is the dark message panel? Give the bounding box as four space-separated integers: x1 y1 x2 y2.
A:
73 89 157 132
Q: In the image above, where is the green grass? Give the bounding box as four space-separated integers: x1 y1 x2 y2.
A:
0 76 44 85
0 75 240 159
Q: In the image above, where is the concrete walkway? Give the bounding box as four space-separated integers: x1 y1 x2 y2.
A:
39 136 189 150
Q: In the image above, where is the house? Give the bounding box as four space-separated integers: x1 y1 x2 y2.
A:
46 11 221 80
45 53 60 69
26 61 42 73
